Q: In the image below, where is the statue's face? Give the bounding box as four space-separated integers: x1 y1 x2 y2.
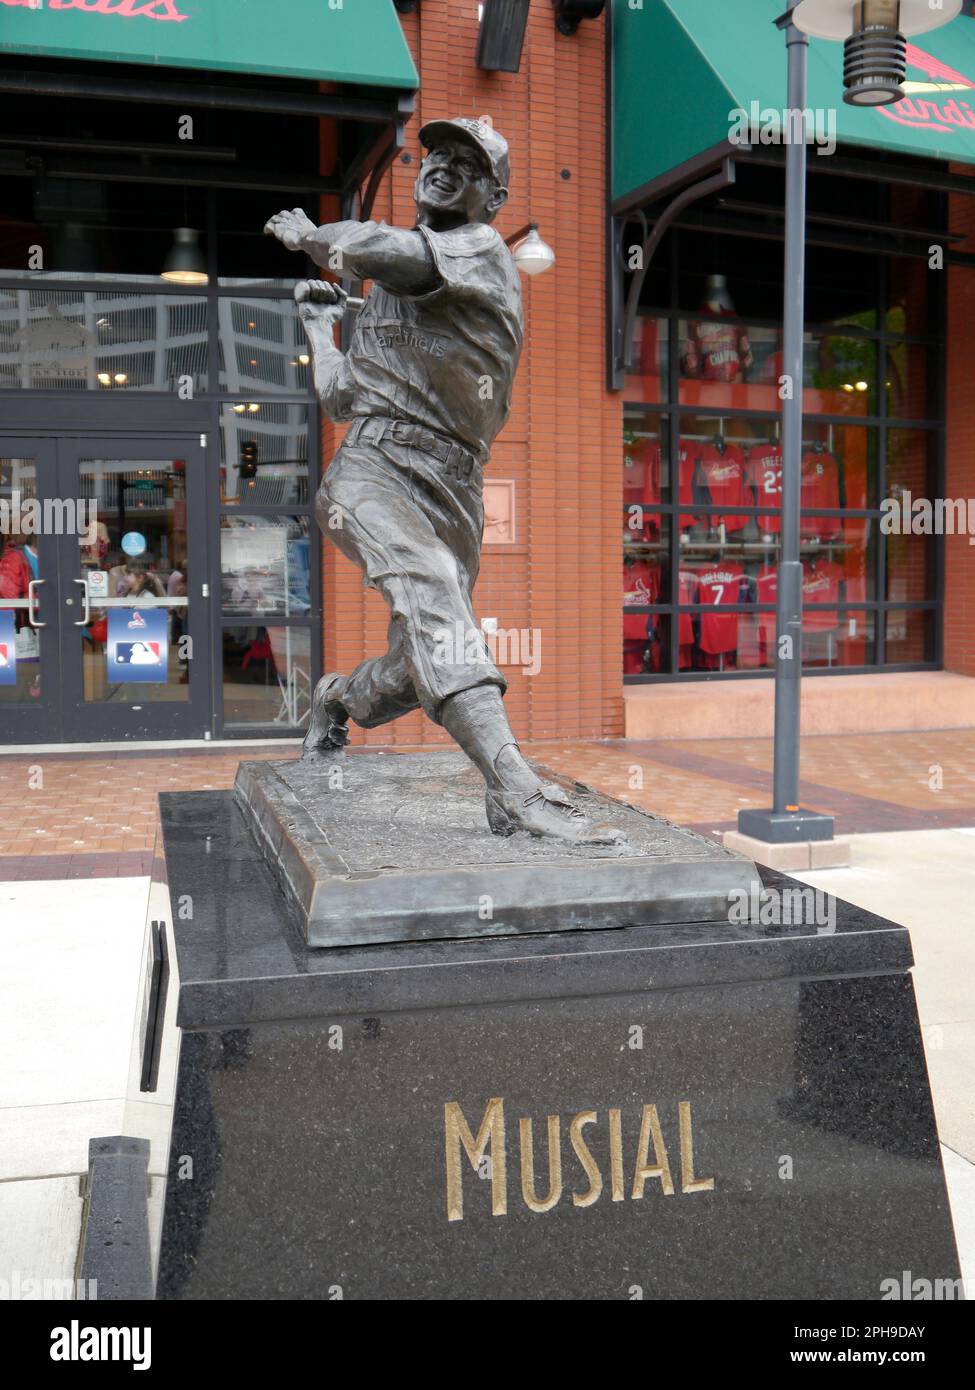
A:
415 139 507 225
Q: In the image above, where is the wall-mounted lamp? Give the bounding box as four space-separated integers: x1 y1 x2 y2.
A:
505 223 556 276
339 224 554 319
476 0 531 72
393 0 419 13
552 0 605 38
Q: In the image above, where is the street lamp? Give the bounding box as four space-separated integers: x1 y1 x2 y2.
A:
340 224 554 314
507 224 557 276
793 1 962 105
738 0 961 856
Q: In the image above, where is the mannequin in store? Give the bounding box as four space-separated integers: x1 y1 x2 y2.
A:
682 274 754 383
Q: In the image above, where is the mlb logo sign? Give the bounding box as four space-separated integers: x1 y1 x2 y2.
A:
115 641 162 667
107 609 169 684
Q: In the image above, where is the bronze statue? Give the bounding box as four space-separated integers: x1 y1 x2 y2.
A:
265 118 620 844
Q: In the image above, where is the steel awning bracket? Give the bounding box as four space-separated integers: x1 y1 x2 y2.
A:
609 156 736 391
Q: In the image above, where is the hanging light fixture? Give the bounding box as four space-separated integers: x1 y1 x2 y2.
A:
507 224 556 276
161 227 208 285
793 0 963 106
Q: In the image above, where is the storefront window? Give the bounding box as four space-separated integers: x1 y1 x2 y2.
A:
219 515 311 617
673 312 879 416
677 316 769 411
886 528 936 605
885 343 930 422
807 332 876 416
805 606 878 669
887 253 930 338
624 316 668 403
216 297 310 394
0 289 208 393
222 624 312 726
885 609 936 665
220 403 310 506
623 410 668 506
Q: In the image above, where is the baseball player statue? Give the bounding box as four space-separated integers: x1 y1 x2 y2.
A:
265 117 619 845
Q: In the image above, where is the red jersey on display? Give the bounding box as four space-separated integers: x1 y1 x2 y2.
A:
696 562 744 655
801 450 841 539
677 440 700 526
746 442 783 533
678 567 698 652
698 442 749 531
623 561 658 642
623 438 661 510
802 560 842 631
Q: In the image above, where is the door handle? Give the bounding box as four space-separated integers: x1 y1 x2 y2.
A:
73 577 91 627
27 578 47 628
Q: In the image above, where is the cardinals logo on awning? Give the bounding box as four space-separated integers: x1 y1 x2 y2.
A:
879 42 975 133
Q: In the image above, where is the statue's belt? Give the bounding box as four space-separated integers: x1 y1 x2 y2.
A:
347 416 481 484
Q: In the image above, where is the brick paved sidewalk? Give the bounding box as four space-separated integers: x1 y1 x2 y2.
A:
0 730 973 881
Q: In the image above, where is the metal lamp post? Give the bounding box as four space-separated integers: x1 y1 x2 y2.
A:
739 0 962 848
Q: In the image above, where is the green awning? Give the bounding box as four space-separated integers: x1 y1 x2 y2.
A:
613 0 975 207
0 0 418 90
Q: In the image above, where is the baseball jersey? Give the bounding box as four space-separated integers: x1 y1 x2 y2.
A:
678 567 699 656
322 219 524 461
623 438 661 510
698 442 749 531
677 440 701 526
623 560 658 642
802 560 842 631
746 442 783 533
801 449 841 540
696 562 745 655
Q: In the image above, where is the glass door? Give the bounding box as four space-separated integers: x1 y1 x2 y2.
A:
55 436 211 741
0 440 61 743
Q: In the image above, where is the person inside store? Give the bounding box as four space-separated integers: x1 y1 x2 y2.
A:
109 558 165 600
0 532 32 605
0 532 40 681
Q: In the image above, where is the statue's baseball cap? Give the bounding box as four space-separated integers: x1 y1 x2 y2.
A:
418 117 510 188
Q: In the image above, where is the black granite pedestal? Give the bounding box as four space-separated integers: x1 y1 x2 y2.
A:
155 790 961 1301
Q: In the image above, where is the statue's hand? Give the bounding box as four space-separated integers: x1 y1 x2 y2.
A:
264 207 317 252
295 279 348 327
